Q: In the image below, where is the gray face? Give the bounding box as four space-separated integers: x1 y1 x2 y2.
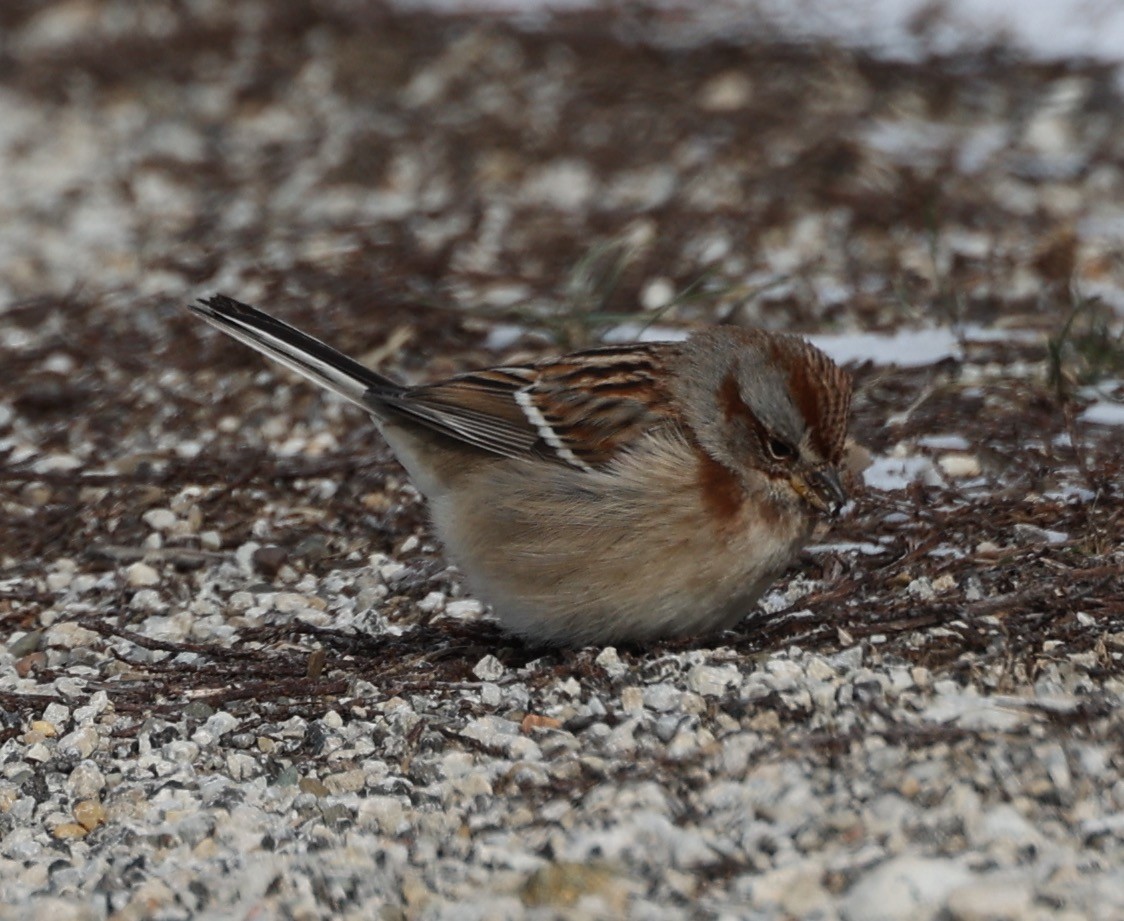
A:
673 328 847 516
733 357 808 459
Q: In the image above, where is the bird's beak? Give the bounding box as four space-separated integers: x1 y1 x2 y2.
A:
790 467 847 517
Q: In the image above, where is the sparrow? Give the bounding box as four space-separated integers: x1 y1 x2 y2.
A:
187 295 852 646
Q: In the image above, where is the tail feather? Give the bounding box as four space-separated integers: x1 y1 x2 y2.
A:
188 295 398 410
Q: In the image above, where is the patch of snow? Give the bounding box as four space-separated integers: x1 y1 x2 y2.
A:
1080 401 1124 426
603 323 690 343
484 323 531 351
395 0 1124 69
805 541 888 555
809 327 960 368
1043 485 1097 503
917 434 971 451
863 454 943 491
809 325 1040 368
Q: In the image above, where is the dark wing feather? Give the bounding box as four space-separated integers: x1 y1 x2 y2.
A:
368 368 543 460
373 344 683 469
188 295 684 469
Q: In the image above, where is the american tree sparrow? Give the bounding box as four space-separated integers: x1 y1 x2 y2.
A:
188 295 852 646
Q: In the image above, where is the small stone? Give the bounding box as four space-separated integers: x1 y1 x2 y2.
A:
42 702 70 725
33 453 82 473
938 453 981 477
521 862 630 911
462 715 541 760
687 664 738 696
252 545 287 577
44 622 99 649
620 687 644 713
235 541 261 573
640 277 675 311
55 677 86 697
473 654 505 682
58 727 99 759
73 799 106 831
1011 524 1068 546
595 647 627 678
946 876 1033 921
444 599 483 620
126 562 160 587
226 753 258 781
51 822 88 840
324 769 366 795
378 561 407 582
67 761 105 798
129 589 163 612
907 578 936 601
699 71 754 111
418 591 445 613
841 856 973 921
203 711 240 739
46 570 72 592
142 508 178 531
28 720 57 738
931 573 957 594
975 540 1000 557
643 683 681 712
25 743 52 762
357 795 405 834
521 714 562 733
8 630 43 657
299 777 330 797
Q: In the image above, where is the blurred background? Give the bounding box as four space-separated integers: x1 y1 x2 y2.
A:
4 0 1124 332
4 0 1123 464
2 5 1124 918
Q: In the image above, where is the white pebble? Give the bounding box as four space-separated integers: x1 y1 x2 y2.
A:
378 562 407 582
595 647 628 677
67 761 105 798
45 571 72 592
129 589 164 612
25 743 52 763
640 277 675 311
643 683 682 712
418 591 445 613
235 541 261 572
42 703 70 726
58 727 99 759
204 711 240 738
126 562 160 587
473 654 505 682
938 453 982 477
32 453 82 473
480 683 502 707
687 665 737 697
444 600 483 620
841 856 973 921
142 508 178 531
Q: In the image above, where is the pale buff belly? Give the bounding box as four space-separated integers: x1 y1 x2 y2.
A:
424 436 812 645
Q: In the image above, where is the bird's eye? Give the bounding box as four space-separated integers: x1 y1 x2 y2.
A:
767 438 796 461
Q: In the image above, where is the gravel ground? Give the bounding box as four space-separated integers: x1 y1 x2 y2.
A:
2 2 1123 919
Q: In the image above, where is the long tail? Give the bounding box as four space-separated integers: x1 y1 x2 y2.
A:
187 295 400 409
